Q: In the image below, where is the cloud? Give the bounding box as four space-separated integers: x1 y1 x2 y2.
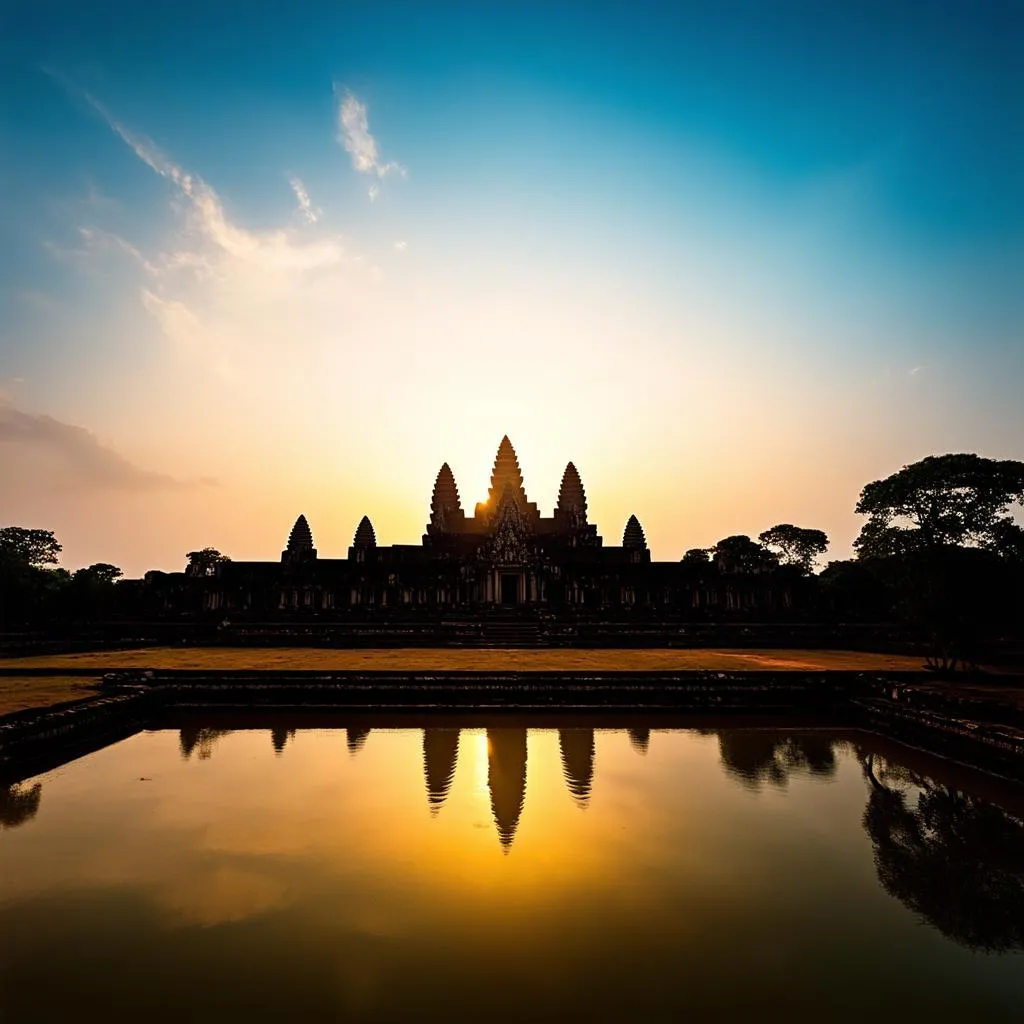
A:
69 93 386 388
86 93 348 274
0 404 204 490
289 176 320 224
394 240 407 251
336 91 405 197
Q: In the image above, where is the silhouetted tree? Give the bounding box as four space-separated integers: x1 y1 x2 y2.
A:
0 527 69 628
185 548 231 577
712 535 778 574
857 751 1024 951
852 455 1024 669
854 454 1024 559
74 563 123 585
680 548 711 565
0 527 61 567
759 524 828 573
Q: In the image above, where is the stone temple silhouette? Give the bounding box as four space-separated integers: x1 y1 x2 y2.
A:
171 435 789 614
181 436 660 612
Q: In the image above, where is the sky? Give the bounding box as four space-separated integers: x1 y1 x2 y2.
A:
0 0 1021 576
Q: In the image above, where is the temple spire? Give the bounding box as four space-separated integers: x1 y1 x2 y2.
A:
429 463 463 532
479 436 538 523
623 515 647 550
556 462 588 522
282 513 316 562
353 515 377 548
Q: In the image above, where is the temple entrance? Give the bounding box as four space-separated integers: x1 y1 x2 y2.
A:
500 574 519 605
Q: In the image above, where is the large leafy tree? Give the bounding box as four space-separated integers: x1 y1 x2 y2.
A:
73 563 123 586
852 454 1024 670
854 454 1024 559
0 527 61 567
0 527 68 628
759 524 829 572
711 535 778 574
680 547 710 566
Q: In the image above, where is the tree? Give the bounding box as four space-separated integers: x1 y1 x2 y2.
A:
0 527 61 567
73 563 123 585
711 535 778 574
185 548 230 577
0 528 68 628
852 455 1024 670
854 454 1024 559
759 524 829 573
680 548 710 565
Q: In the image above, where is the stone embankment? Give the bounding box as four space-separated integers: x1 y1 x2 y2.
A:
2 669 1022 784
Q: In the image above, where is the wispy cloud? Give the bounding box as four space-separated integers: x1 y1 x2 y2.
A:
70 92 385 386
0 403 206 490
86 93 347 274
394 240 407 251
336 91 405 199
289 176 320 224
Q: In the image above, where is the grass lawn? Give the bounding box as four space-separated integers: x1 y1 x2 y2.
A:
0 676 103 717
0 647 927 674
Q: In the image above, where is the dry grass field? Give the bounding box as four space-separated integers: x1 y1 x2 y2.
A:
1 646 927 674
0 647 934 717
0 676 103 717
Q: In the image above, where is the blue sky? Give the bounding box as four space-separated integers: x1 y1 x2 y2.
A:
1 0 1021 573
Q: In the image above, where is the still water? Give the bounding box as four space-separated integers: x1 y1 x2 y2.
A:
2 720 1023 1022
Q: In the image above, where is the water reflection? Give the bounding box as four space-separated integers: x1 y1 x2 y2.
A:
856 749 1024 952
558 729 595 806
0 782 41 830
422 729 460 814
715 730 837 788
15 721 1024 960
3 723 1024 1021
345 726 370 755
271 727 295 755
486 728 528 851
178 727 231 761
627 727 650 755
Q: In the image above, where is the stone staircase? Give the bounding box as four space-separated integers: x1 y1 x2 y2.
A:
476 617 543 648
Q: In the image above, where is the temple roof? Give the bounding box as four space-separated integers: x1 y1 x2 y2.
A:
286 514 314 552
353 515 377 548
623 514 647 549
556 462 588 519
486 436 532 516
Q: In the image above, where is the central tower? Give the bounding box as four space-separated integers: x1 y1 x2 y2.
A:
475 435 539 526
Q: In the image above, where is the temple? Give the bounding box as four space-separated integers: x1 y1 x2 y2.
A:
169 435 792 616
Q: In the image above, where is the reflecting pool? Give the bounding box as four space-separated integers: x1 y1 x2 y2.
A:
2 721 1024 1022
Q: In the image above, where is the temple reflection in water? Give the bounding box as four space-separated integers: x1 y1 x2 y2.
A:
164 722 1024 954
